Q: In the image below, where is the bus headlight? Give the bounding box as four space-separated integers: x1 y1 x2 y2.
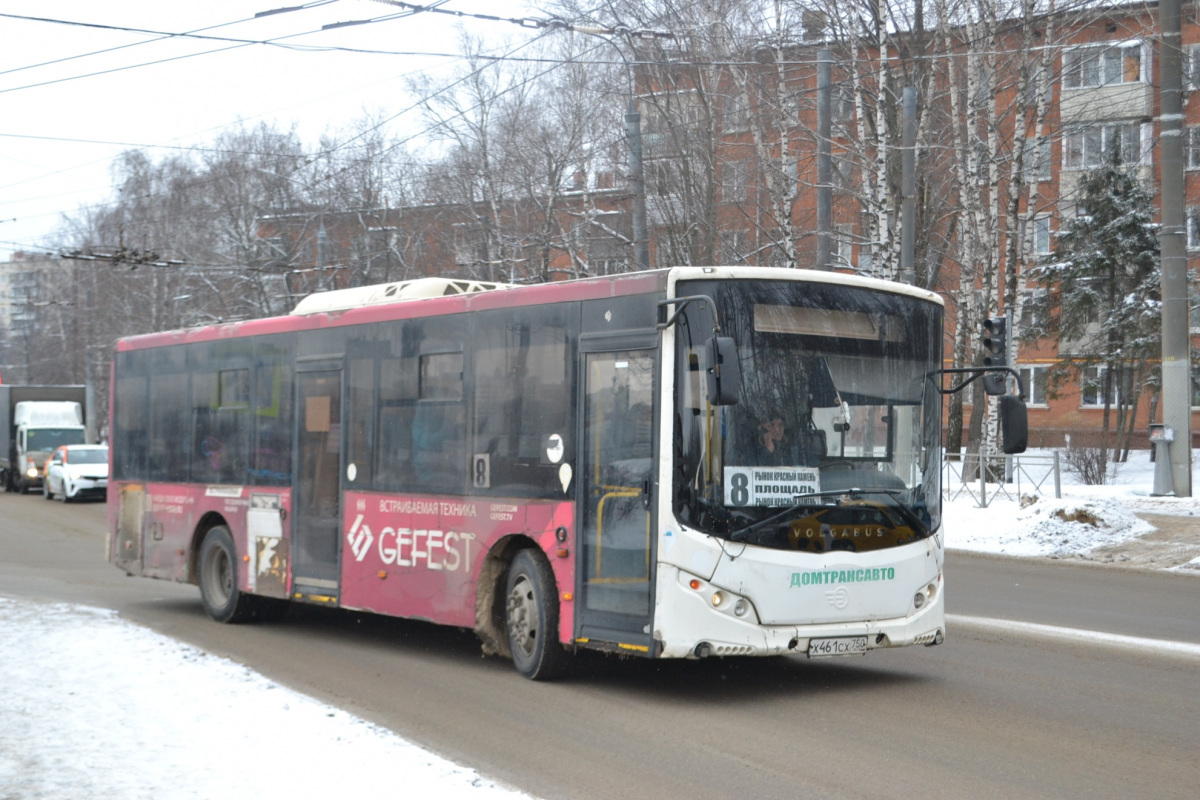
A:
681 572 758 623
913 582 938 610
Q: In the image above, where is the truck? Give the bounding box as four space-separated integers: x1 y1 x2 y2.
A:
0 385 91 494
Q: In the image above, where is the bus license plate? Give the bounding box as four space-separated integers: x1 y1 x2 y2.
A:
807 636 868 657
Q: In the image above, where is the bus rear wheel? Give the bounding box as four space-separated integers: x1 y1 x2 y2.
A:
505 549 569 681
199 525 257 623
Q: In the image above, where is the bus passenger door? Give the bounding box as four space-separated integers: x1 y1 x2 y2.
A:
292 367 342 603
577 346 657 650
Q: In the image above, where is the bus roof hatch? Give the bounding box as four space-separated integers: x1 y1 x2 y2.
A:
290 277 512 315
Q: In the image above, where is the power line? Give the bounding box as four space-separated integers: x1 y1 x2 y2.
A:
365 0 674 39
0 2 340 79
0 2 443 97
0 31 623 255
0 26 580 224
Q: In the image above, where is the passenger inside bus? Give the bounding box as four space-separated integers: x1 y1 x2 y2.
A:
751 412 788 465
740 410 826 468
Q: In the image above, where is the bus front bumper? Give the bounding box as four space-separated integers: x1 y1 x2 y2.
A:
653 564 946 660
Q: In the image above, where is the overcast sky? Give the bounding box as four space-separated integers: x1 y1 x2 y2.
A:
0 0 545 261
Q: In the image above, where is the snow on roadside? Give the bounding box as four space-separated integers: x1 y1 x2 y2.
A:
943 496 1152 557
942 448 1200 560
0 597 533 800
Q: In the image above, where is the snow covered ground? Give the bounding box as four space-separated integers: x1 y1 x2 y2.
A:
2 447 1197 799
0 597 532 800
943 447 1200 568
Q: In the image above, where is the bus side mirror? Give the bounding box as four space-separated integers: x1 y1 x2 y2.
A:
999 394 1028 454
705 336 741 406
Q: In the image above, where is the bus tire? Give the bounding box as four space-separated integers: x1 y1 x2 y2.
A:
505 549 569 681
199 525 256 624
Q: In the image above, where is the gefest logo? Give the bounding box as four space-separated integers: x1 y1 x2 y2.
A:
346 514 476 572
347 514 375 561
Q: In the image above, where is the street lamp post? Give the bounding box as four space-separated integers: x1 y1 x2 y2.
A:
567 24 673 272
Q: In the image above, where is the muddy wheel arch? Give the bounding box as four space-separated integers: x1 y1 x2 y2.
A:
188 512 231 585
474 534 555 659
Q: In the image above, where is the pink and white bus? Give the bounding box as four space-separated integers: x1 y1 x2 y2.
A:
108 266 963 679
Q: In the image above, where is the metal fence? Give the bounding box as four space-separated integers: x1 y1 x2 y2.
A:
942 452 1061 508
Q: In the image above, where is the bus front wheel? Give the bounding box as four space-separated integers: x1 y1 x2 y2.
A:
505 549 568 681
199 525 257 624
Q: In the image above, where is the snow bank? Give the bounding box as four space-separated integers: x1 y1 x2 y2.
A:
942 448 1200 559
944 496 1151 557
0 597 532 800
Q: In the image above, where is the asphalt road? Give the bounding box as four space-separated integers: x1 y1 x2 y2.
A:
2 493 1198 800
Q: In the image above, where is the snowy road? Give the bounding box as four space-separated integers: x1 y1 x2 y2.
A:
3 465 1199 799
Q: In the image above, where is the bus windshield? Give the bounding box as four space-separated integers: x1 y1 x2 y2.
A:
672 278 943 553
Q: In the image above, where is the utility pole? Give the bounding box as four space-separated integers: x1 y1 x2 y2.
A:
1159 0 1193 496
816 49 832 271
900 87 917 286
625 95 651 271
567 24 670 273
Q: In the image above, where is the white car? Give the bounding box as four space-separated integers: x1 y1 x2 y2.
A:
43 444 109 502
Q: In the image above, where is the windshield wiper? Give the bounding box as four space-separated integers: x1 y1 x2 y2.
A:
727 487 931 543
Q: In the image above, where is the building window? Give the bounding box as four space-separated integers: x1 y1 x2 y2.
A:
1063 123 1144 170
1080 365 1120 408
723 160 749 204
1188 207 1200 250
1020 287 1048 331
723 92 750 132
1022 137 1053 182
835 224 854 269
452 222 486 267
1031 215 1052 256
586 232 627 275
721 230 748 264
1018 365 1050 406
832 83 856 124
1186 44 1200 91
1063 42 1145 89
647 160 679 198
1192 350 1200 406
1193 362 1200 407
1186 127 1200 170
857 248 873 275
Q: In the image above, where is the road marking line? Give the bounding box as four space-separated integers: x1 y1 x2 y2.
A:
946 614 1200 661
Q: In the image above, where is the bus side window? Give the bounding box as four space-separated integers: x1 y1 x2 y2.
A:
411 401 465 487
375 354 417 491
148 370 188 482
411 351 465 488
472 308 573 498
113 350 149 480
346 355 375 488
253 336 293 485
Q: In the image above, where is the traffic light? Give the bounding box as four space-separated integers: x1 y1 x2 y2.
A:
981 316 1007 368
981 316 1008 395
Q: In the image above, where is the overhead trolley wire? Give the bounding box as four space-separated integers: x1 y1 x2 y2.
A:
0 1 341 79
0 1 447 97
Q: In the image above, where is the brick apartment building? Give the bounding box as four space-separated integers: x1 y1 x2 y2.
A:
255 3 1200 450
